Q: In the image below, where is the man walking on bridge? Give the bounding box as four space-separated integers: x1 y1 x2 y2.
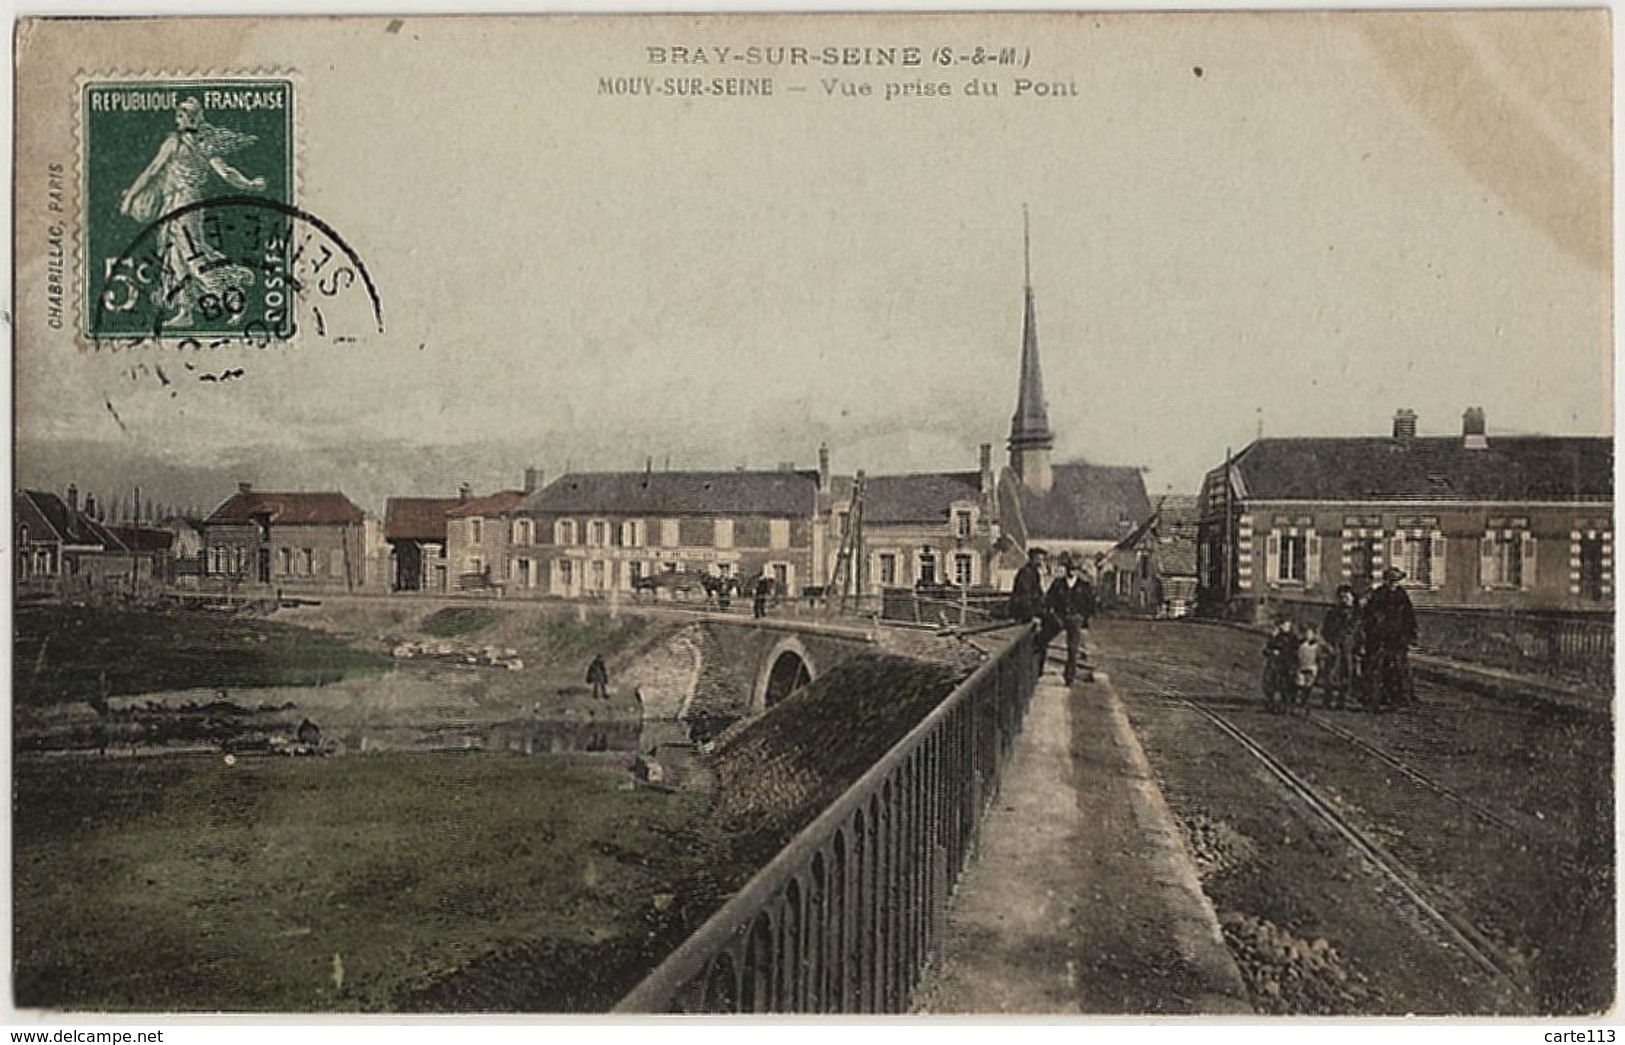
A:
1009 546 1058 675
1045 554 1096 686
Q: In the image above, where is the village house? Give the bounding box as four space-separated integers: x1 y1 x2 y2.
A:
854 443 1002 595
446 487 530 592
512 465 823 598
1195 408 1614 616
14 486 158 592
1099 494 1200 618
384 495 461 593
200 483 380 593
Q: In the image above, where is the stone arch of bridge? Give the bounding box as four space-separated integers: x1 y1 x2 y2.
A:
752 636 817 712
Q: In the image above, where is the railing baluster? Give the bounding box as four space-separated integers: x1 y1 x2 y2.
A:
615 628 1039 1014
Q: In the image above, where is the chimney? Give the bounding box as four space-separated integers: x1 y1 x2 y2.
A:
84 493 97 520
67 484 79 513
523 467 544 493
458 483 472 502
1462 407 1488 450
979 443 993 494
1391 408 1417 443
238 481 253 495
817 442 831 493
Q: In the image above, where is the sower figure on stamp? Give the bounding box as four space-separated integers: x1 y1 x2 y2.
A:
586 654 609 701
1361 567 1417 711
1008 546 1057 675
1045 553 1096 686
118 97 267 327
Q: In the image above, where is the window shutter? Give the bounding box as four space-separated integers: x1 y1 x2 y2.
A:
1305 531 1322 590
1390 536 1406 577
1265 531 1281 586
1430 533 1447 588
1480 536 1495 589
1521 533 1537 591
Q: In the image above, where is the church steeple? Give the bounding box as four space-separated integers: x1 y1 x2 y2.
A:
1008 205 1055 493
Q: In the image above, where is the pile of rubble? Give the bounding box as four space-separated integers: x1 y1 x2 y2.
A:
390 639 524 671
1219 911 1377 1014
1180 812 1258 880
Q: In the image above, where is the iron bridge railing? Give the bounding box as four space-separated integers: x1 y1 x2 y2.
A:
614 626 1037 1014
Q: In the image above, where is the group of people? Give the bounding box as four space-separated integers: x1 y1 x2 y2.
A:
1007 547 1098 686
1262 566 1419 712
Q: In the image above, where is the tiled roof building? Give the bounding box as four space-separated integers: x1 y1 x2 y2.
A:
200 483 379 592
1197 409 1614 614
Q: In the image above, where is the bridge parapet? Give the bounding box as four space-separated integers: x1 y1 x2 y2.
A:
615 626 1038 1014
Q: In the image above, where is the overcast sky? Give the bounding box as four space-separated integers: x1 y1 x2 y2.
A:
14 11 1611 505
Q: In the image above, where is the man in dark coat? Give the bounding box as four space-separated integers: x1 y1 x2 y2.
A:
1320 584 1363 709
1045 554 1097 686
1009 546 1055 673
1361 567 1417 710
752 572 774 618
586 654 610 700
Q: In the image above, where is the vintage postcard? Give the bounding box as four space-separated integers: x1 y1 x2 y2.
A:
9 10 1614 1022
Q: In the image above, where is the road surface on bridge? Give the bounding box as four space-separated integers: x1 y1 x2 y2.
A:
1096 618 1614 1015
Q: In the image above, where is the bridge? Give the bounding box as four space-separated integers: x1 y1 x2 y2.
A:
607 609 1613 1016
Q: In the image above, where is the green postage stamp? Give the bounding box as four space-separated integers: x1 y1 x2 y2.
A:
82 78 295 342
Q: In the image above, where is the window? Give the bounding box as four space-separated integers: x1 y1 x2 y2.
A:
591 560 606 590
1278 534 1306 583
1480 520 1531 589
278 547 293 575
1392 518 1446 589
918 550 938 585
628 560 643 585
769 519 791 550
619 520 644 547
557 559 574 591
879 553 898 586
469 556 484 576
469 518 484 545
836 511 850 538
1573 522 1611 602
512 519 533 545
772 563 789 588
660 518 681 548
1348 536 1381 588
955 509 974 539
1266 519 1321 588
555 519 577 545
953 553 974 587
1117 568 1132 596
715 518 735 550
516 558 532 587
589 520 608 547
301 548 314 576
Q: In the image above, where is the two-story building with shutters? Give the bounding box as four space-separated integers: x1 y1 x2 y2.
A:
201 483 379 592
511 468 823 598
445 488 529 592
1196 408 1614 617
855 444 1002 594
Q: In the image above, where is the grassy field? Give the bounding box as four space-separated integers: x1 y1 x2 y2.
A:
13 605 391 705
13 753 753 1012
